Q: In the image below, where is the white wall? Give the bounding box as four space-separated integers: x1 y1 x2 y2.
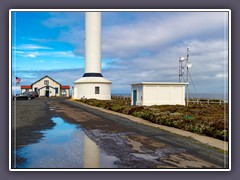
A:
66 89 70 97
21 89 29 93
32 76 61 97
85 12 102 74
132 83 186 106
61 89 70 97
74 83 111 100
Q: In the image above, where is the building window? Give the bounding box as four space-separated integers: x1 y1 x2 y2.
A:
46 86 49 90
95 86 100 94
34 87 38 92
44 80 49 85
55 88 58 94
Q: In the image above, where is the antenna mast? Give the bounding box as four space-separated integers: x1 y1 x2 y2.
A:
179 47 192 105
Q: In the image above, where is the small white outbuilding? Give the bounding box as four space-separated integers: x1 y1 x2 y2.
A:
131 82 188 106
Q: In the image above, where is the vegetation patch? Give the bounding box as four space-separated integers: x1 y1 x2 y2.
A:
76 99 228 141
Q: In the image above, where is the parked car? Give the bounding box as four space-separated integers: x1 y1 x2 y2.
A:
13 92 35 100
29 91 39 97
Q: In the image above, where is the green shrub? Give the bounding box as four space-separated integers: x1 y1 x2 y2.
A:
78 98 228 141
127 106 144 115
112 104 125 113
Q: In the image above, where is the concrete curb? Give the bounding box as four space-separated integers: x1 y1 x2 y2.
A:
69 99 228 151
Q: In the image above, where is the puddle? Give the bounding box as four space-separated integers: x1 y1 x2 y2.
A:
15 117 119 169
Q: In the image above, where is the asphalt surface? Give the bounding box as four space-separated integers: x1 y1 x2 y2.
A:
11 97 229 169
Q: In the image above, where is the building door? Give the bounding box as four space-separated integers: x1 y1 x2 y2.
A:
45 90 49 97
45 86 50 97
133 90 137 105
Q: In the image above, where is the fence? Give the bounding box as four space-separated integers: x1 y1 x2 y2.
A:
111 96 131 100
188 98 228 105
112 96 228 105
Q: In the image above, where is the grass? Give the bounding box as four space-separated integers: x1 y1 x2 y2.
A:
75 98 228 141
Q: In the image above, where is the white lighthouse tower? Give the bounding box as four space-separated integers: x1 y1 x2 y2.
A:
73 12 111 100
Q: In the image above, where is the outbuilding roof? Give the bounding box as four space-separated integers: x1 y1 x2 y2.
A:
131 82 189 86
21 85 32 89
61 85 70 89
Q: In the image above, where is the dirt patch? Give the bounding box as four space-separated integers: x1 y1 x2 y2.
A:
159 153 221 168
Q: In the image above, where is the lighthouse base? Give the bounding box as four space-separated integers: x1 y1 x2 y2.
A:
73 77 111 100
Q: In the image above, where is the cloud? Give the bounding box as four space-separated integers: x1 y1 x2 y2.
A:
101 12 227 58
21 37 55 43
58 28 85 54
12 86 21 91
42 12 84 28
13 11 229 94
16 44 53 50
15 49 81 59
52 51 78 57
215 73 228 79
26 53 38 58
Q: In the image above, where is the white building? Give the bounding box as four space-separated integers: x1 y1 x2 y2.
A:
73 12 111 100
73 77 111 100
21 75 70 97
131 82 188 106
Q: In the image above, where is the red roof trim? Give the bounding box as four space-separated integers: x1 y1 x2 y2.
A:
21 85 32 89
61 85 70 89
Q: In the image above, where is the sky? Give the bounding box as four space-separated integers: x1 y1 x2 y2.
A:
11 10 229 95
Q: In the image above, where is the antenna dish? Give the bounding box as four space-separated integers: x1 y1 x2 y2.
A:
187 62 192 68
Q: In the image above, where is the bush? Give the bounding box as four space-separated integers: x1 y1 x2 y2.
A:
112 104 125 113
127 106 144 115
77 98 228 141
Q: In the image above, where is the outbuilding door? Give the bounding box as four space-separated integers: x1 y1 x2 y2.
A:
133 90 137 105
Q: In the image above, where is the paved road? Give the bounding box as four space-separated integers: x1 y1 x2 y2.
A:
44 98 228 169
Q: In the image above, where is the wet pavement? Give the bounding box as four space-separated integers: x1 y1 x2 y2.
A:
12 98 228 169
16 117 118 168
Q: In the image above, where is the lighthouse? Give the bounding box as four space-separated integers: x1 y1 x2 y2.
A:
73 12 111 100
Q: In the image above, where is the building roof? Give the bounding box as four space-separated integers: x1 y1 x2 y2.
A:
61 85 70 89
21 75 70 90
31 75 61 86
21 85 32 89
131 82 188 86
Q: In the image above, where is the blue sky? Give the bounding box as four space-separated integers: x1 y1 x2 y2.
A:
11 10 229 95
